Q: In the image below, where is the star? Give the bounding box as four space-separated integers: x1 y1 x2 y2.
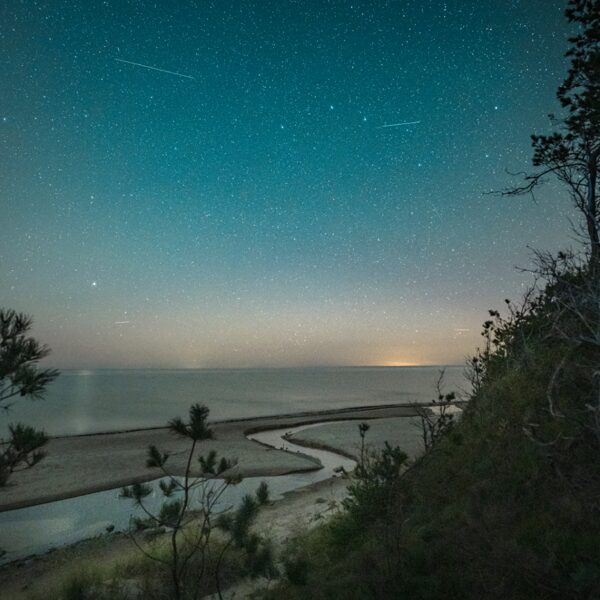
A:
2 0 572 369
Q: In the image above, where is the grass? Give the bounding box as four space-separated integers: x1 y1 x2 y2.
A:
21 530 248 600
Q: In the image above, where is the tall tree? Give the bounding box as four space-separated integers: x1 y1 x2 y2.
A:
0 309 59 485
121 404 274 600
506 0 600 268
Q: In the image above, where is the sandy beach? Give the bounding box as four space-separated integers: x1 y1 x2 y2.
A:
0 474 350 600
0 404 427 599
0 404 419 512
287 415 425 459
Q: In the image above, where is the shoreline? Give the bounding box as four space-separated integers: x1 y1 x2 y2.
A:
0 472 350 599
283 432 359 461
45 401 428 440
0 404 419 513
0 406 427 596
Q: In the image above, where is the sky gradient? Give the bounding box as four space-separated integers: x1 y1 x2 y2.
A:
1 0 578 368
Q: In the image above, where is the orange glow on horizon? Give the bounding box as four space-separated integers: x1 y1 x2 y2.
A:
367 359 428 367
378 361 424 367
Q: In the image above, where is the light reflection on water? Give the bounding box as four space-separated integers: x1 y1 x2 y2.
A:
4 367 465 437
0 424 356 564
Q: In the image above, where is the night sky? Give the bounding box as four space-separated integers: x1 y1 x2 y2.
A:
1 0 576 368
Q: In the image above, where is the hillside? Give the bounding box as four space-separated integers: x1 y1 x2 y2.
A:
265 269 600 599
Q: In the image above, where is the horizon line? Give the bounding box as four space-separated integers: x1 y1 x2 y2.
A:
49 363 465 372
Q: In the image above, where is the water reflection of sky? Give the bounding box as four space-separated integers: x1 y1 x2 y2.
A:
5 366 466 437
0 424 355 564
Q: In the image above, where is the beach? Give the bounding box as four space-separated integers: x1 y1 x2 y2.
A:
0 404 426 599
0 474 350 599
0 404 419 513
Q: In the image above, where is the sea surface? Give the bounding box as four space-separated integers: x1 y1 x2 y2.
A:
4 366 466 437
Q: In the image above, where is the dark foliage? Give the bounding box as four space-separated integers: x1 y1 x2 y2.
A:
0 308 59 407
262 6 600 597
413 370 457 451
0 308 58 486
504 0 600 267
121 404 274 600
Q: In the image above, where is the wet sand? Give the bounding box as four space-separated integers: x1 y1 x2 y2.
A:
0 476 349 600
0 404 428 599
0 404 418 512
287 415 425 459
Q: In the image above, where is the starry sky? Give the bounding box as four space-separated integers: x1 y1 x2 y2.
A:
1 0 577 368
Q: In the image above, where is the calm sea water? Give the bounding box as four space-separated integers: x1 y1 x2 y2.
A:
4 366 466 437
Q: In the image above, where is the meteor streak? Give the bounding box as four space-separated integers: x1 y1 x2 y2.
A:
114 58 194 80
377 120 421 129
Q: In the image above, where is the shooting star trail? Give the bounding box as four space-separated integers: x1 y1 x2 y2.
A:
377 120 421 129
114 58 194 80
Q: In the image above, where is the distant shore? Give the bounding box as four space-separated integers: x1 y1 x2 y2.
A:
0 403 419 512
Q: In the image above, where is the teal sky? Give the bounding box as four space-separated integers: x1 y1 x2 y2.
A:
1 0 577 368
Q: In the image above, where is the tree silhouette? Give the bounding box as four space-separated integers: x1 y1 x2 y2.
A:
0 308 59 485
505 0 600 268
121 403 274 599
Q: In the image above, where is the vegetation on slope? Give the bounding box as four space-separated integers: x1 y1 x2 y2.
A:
264 1 600 597
265 259 600 600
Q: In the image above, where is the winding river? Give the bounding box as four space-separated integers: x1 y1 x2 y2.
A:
0 422 356 565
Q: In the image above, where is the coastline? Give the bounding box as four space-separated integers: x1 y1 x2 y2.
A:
0 404 418 513
0 404 427 598
0 473 350 600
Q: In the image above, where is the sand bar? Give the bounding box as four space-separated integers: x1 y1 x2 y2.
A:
0 404 418 512
287 415 425 459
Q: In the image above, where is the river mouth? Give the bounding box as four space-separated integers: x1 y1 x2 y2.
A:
0 422 355 565
247 421 357 478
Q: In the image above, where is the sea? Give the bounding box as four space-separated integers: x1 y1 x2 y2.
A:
0 366 468 562
3 366 467 438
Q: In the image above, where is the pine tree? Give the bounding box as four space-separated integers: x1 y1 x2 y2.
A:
507 0 600 268
0 309 59 485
